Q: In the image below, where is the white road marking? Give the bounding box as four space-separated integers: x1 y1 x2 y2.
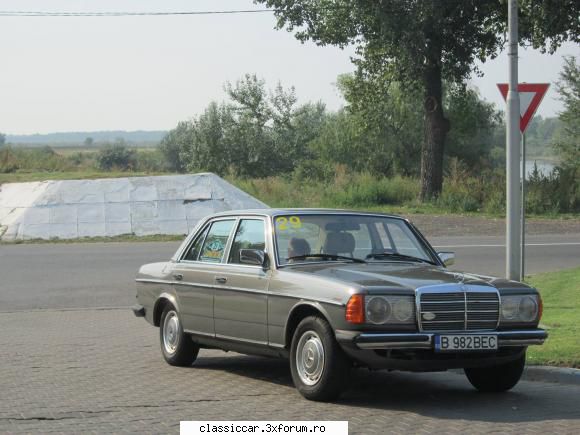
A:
433 242 580 248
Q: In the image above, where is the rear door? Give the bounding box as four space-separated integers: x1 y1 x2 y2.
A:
172 218 236 336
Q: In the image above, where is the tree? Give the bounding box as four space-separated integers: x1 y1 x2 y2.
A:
84 137 94 147
554 56 579 171
0 132 5 147
256 0 579 199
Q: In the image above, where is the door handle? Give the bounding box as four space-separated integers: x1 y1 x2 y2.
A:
173 273 183 281
215 277 227 284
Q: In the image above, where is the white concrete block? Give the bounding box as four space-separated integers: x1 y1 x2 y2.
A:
129 179 157 202
49 205 78 224
105 203 131 222
49 223 78 239
106 221 132 236
157 200 186 221
20 207 50 224
78 222 107 238
158 219 189 235
78 204 106 223
102 179 130 203
19 223 51 239
130 202 157 221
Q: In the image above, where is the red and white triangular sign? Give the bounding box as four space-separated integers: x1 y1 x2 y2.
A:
497 83 550 133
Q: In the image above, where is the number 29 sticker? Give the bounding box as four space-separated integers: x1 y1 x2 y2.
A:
276 216 302 231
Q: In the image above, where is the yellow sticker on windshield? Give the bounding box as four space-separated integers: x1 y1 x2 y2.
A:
276 216 302 231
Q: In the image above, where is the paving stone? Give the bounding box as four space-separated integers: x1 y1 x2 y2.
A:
0 309 578 434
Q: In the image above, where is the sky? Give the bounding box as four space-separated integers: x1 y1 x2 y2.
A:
0 0 578 135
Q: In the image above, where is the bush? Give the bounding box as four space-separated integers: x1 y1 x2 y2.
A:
95 144 137 171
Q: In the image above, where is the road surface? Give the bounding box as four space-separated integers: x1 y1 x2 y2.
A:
0 234 579 311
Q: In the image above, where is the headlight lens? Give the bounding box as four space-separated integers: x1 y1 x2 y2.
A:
501 294 540 323
519 296 539 322
366 297 391 324
501 297 519 320
365 295 415 325
393 298 414 322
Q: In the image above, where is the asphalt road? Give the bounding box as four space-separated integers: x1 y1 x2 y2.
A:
1 234 579 312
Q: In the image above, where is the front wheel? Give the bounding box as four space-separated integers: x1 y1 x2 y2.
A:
464 353 526 392
159 304 199 366
290 316 351 401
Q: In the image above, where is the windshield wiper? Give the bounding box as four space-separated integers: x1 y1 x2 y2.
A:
365 252 436 265
286 254 366 264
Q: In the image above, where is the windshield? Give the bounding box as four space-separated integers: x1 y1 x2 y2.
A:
274 214 434 266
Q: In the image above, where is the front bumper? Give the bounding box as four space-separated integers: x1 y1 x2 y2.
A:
335 329 547 371
336 329 548 350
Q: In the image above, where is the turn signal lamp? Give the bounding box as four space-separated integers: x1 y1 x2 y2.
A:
346 294 365 324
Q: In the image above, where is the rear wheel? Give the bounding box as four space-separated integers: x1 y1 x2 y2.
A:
159 304 199 366
290 316 350 401
464 353 526 392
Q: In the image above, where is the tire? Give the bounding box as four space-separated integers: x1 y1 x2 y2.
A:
464 353 526 392
159 304 199 367
290 316 351 401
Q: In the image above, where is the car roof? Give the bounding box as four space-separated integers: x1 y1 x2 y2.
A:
210 208 407 220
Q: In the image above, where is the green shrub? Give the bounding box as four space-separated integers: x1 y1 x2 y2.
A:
95 144 137 171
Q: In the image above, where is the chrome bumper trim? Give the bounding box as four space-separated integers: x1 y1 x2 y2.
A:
352 329 547 350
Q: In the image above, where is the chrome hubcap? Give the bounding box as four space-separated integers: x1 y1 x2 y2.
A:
163 311 180 354
296 331 325 386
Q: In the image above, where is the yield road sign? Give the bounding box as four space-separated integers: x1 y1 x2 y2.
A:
497 83 550 133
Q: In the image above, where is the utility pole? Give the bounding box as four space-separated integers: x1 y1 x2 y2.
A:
506 0 521 281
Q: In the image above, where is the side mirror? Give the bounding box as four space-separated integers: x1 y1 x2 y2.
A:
239 249 266 267
438 251 455 267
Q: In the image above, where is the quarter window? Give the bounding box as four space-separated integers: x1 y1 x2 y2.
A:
199 220 235 263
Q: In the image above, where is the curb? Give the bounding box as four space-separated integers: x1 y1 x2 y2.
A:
522 365 580 386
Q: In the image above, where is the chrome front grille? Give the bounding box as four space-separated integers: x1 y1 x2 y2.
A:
419 290 499 332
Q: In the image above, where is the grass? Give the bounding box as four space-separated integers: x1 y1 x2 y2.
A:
526 266 580 368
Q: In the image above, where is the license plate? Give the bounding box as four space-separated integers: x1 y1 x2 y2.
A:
435 334 498 352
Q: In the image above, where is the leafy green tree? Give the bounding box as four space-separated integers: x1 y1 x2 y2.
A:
554 56 579 171
256 0 579 199
0 132 5 148
444 84 502 169
84 137 94 147
159 120 195 172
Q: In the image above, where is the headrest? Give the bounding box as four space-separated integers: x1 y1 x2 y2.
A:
323 231 355 255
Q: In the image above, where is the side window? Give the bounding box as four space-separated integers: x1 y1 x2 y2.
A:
199 220 236 263
228 219 266 264
183 225 209 261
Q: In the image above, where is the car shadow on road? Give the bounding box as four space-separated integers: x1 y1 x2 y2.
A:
192 353 580 424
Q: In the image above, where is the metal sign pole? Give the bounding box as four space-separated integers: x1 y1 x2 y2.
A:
506 0 522 281
521 133 526 281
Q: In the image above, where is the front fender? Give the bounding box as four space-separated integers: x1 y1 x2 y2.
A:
283 300 336 348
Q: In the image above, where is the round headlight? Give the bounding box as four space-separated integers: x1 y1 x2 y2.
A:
366 297 391 324
519 296 538 322
501 297 519 320
393 298 414 322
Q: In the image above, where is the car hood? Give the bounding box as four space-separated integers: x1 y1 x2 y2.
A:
285 261 530 292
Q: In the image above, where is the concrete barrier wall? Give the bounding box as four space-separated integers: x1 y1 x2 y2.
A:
0 173 267 240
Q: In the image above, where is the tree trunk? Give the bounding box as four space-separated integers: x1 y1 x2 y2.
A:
420 63 450 200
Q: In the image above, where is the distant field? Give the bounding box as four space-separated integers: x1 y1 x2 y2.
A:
0 171 169 184
51 146 158 156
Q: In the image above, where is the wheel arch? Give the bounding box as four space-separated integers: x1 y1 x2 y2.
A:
153 293 180 327
284 301 335 349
